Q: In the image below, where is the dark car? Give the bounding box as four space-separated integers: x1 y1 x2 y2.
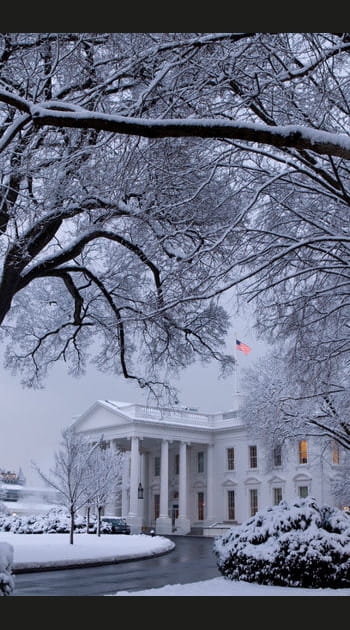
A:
101 516 131 534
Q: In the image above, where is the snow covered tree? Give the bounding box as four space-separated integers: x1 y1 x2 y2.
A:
240 352 350 454
214 496 350 588
87 443 125 536
33 427 103 544
0 33 350 400
239 352 350 505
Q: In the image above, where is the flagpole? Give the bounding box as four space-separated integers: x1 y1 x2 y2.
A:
234 329 238 395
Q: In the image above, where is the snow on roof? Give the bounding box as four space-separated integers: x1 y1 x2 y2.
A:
100 400 133 408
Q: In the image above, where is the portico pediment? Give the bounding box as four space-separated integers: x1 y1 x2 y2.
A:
71 400 133 433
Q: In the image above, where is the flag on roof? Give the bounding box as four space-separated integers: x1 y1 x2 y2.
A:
236 339 252 355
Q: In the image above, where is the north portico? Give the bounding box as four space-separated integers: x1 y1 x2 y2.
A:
71 399 242 535
72 397 345 535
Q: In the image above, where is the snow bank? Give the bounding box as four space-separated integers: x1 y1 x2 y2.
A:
0 541 14 596
0 532 175 571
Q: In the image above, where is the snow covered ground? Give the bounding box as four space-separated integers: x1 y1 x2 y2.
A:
0 532 174 571
1 532 349 596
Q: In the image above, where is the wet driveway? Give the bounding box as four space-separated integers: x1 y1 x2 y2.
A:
13 535 220 596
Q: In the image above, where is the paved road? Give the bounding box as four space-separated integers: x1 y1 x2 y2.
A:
12 536 219 596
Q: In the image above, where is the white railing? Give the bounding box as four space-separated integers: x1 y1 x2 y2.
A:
130 404 241 428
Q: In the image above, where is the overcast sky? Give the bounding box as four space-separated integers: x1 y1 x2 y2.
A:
0 301 267 485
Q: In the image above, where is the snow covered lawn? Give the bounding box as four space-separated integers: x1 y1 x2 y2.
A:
0 532 175 571
1 532 349 596
113 576 350 597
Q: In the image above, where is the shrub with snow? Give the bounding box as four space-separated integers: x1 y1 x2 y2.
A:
0 507 112 534
213 497 350 589
0 542 14 596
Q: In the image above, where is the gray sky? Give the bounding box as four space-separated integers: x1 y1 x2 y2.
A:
0 310 267 485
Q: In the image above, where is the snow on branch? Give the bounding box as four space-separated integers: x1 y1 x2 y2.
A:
28 107 350 160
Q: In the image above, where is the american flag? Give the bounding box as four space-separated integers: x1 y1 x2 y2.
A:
236 339 252 355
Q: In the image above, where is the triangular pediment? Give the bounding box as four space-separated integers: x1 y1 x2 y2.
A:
71 400 133 433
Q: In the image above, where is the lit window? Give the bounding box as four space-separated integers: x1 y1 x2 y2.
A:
227 448 235 470
332 441 340 465
298 486 309 498
249 488 258 516
299 440 308 464
228 490 235 520
249 445 257 468
197 451 204 473
154 456 160 477
273 487 282 505
198 491 205 520
273 445 282 467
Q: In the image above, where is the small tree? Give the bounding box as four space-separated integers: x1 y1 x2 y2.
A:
33 427 103 544
88 444 125 536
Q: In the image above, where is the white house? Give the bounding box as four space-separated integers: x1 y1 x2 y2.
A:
71 396 347 535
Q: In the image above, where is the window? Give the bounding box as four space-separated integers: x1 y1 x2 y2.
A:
228 490 235 520
249 488 258 516
227 447 235 471
197 491 205 520
298 486 309 498
197 451 204 473
299 440 308 464
175 453 180 475
249 445 257 468
273 445 282 467
273 487 283 505
154 494 160 520
154 456 160 477
332 441 340 465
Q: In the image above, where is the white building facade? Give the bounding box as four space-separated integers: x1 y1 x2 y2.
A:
72 397 347 535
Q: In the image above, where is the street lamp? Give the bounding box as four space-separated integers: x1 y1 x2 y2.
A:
138 482 144 499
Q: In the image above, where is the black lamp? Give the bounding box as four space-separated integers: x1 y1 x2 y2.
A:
138 482 144 499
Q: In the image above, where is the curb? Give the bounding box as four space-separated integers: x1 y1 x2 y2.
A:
12 544 176 574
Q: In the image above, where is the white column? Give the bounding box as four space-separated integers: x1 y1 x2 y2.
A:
121 452 129 518
206 443 216 524
156 439 172 534
175 441 191 534
110 440 122 515
127 436 142 533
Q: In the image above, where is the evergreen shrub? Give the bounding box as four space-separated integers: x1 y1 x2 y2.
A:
213 497 350 588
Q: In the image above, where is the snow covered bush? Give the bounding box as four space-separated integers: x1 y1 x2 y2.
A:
214 497 350 589
0 507 112 534
0 542 14 596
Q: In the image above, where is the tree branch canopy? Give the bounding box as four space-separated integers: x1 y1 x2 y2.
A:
0 32 350 401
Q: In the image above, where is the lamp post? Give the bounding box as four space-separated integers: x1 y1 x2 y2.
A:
138 482 144 499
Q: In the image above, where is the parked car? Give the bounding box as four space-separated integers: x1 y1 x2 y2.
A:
101 516 131 534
